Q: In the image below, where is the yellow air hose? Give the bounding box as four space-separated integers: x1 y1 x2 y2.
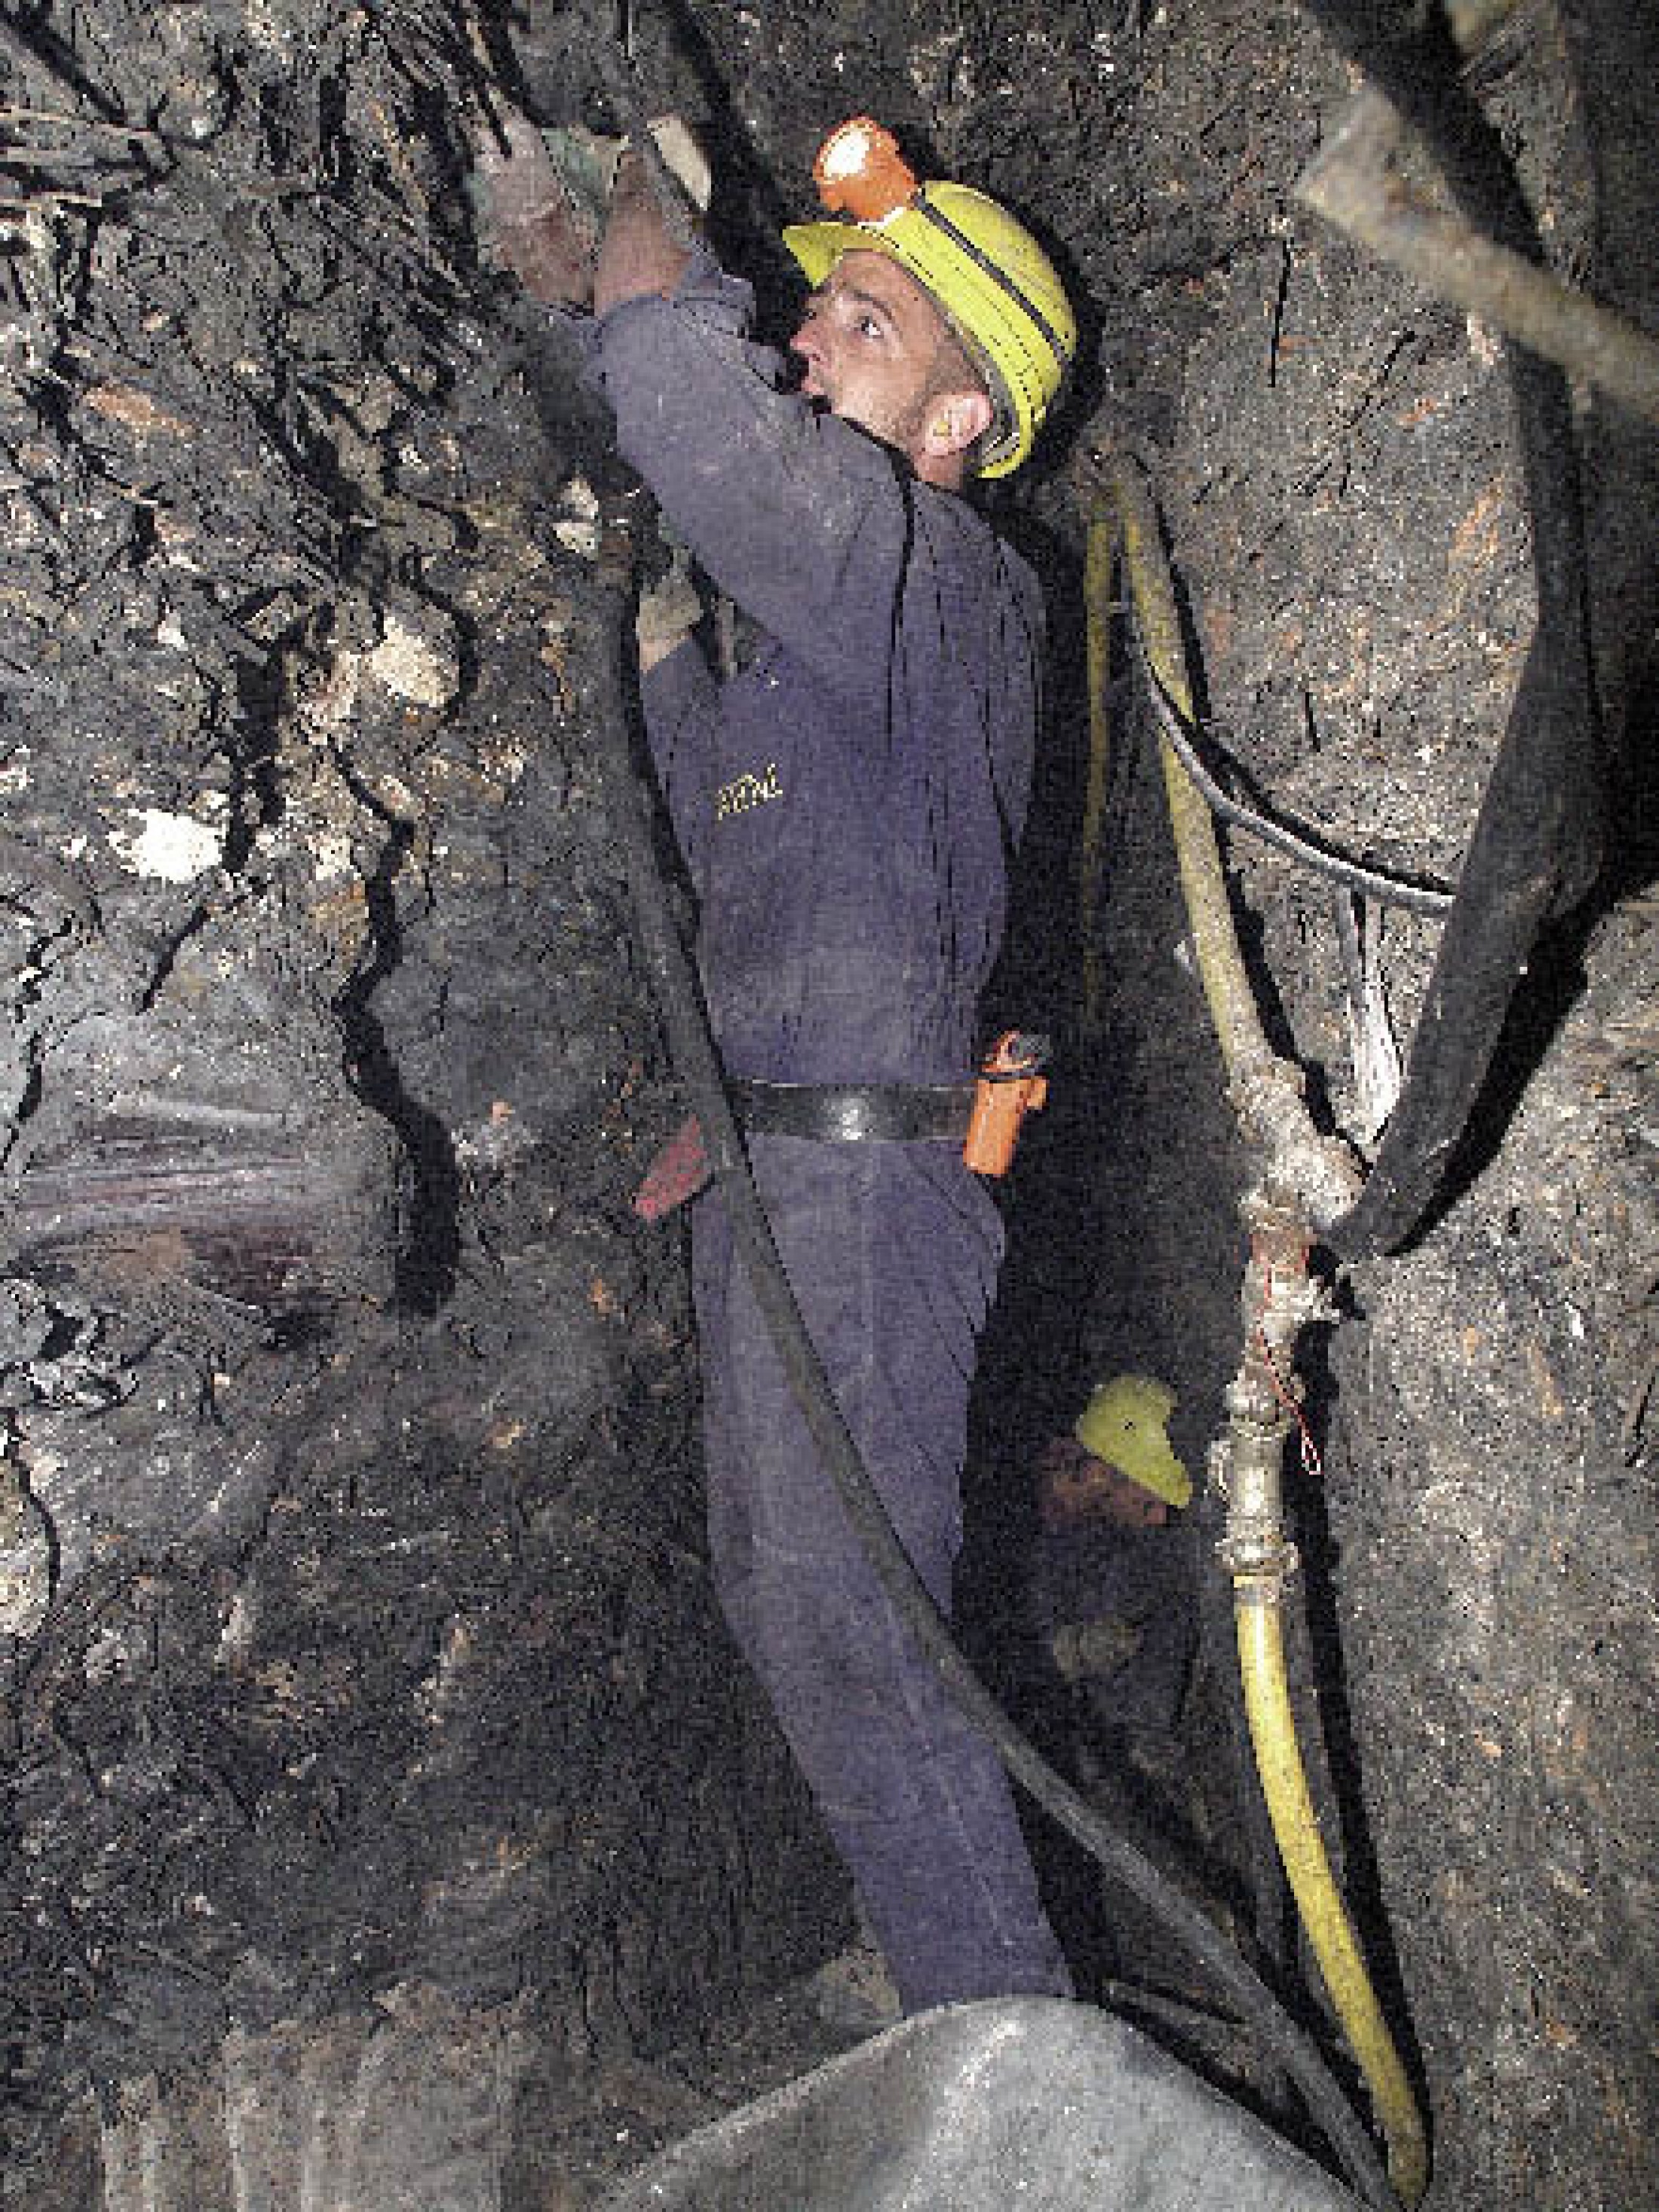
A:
1237 1591 1428 2205
1084 452 1428 2207
1083 485 1268 1088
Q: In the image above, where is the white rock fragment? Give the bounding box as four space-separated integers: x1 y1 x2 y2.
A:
365 612 458 710
109 804 226 883
551 475 600 557
311 831 357 885
303 653 363 733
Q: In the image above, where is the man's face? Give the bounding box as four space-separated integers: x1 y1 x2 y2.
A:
1038 1437 1170 1531
790 250 955 456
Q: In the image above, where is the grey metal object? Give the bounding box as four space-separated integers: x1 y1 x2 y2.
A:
600 1996 1364 2210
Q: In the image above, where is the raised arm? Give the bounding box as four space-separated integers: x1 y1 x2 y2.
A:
591 158 908 704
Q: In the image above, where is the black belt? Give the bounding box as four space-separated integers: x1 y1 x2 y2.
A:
731 1079 975 1144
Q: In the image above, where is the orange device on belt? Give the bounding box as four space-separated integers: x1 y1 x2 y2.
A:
963 1030 1050 1177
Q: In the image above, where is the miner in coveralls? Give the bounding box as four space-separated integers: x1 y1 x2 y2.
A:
484 115 1077 2014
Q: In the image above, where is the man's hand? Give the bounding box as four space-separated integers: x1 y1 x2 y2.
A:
593 149 695 316
477 112 709 314
476 111 596 308
635 549 702 672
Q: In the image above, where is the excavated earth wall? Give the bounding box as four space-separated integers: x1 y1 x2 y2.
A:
0 4 840 2201
1047 10 1659 2207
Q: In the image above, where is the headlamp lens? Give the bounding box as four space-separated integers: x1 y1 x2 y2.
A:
811 117 918 224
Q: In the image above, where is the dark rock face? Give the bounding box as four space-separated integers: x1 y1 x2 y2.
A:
0 0 839 2184
1 2 1655 2207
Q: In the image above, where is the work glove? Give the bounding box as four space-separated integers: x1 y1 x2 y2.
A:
476 111 711 308
475 109 599 307
634 545 703 671
623 117 712 219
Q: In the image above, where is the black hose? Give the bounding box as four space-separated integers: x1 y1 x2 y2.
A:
1300 0 1604 1259
1132 633 1457 916
545 11 1396 2193
584 486 1395 2212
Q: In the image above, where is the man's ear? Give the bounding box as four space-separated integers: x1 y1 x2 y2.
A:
923 388 994 460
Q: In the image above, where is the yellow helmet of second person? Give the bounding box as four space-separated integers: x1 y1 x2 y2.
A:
1074 1373 1193 1511
783 178 1075 479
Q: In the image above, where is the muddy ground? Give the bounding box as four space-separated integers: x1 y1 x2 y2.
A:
0 2 1654 2207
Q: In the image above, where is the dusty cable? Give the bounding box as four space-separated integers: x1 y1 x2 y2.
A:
1083 456 1364 1232
587 489 1392 2211
558 20 1400 2194
1297 88 1659 427
1295 0 1602 1260
560 32 1396 2199
1130 631 1457 917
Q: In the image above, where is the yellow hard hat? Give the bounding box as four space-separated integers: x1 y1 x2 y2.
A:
1074 1373 1193 1511
783 126 1075 478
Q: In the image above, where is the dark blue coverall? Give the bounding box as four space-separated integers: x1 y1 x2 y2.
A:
575 245 1072 2011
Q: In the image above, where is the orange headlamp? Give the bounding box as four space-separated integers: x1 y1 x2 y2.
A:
810 117 918 223
787 117 1076 478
